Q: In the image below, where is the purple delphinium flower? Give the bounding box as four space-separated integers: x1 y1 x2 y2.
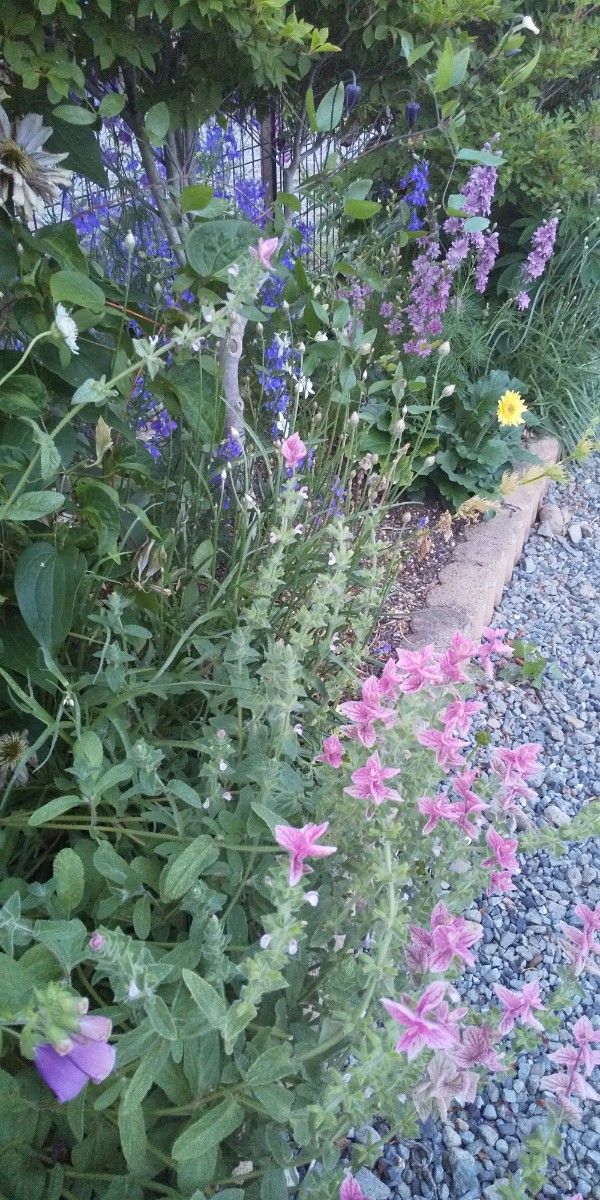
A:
344 81 361 112
400 159 429 231
522 217 559 283
257 333 301 438
35 1014 115 1103
213 435 244 461
474 231 499 293
515 290 531 311
405 101 421 131
462 160 498 218
234 178 268 227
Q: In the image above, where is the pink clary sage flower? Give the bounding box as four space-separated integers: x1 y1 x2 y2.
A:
490 742 541 804
482 826 520 894
338 676 396 748
281 432 307 471
438 631 476 685
274 821 336 886
406 902 483 975
550 1016 600 1076
542 1018 600 1118
441 698 483 737
339 1176 364 1200
394 644 442 693
477 626 513 677
416 725 468 771
560 902 600 976
451 1024 505 1072
315 734 344 768
494 980 545 1035
381 981 464 1060
344 750 401 811
249 236 279 270
35 1013 115 1103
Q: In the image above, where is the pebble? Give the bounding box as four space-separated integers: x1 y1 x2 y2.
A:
367 459 600 1199
355 1169 391 1200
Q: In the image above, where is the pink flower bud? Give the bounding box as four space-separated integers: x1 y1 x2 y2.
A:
89 932 105 952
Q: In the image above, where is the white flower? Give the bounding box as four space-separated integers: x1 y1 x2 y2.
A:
124 230 136 254
218 759 228 772
314 331 328 342
293 723 303 735
438 340 451 357
296 376 314 398
348 411 360 426
287 939 298 955
519 15 540 33
222 790 232 801
228 263 240 277
328 552 336 566
304 891 319 907
259 934 271 949
54 304 79 354
127 980 142 1001
441 384 456 397
0 105 72 220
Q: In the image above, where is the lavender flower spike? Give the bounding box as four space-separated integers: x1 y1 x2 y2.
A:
522 217 559 283
35 1013 115 1102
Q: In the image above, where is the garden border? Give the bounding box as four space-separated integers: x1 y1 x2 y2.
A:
408 435 561 650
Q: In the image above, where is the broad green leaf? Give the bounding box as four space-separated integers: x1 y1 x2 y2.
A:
275 192 301 212
0 375 48 417
246 1045 292 1085
408 41 433 66
34 221 88 271
451 45 471 87
181 184 214 213
75 479 121 559
343 199 381 220
182 969 227 1027
14 543 86 653
456 147 504 167
0 952 35 1015
99 94 125 118
221 999 257 1053
53 848 84 914
171 1100 245 1161
50 269 105 312
25 422 62 480
260 1168 288 1200
53 104 96 126
28 795 83 827
2 491 64 521
161 836 219 901
33 919 87 973
145 101 170 145
434 38 454 92
345 178 373 201
145 994 177 1040
118 1099 149 1175
185 218 255 277
315 82 345 132
446 193 468 216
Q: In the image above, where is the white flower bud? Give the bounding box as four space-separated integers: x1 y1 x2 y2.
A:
124 230 136 254
222 790 232 801
328 552 336 566
349 411 360 426
287 938 298 955
305 891 319 907
16 242 24 256
228 263 240 277
424 455 436 467
282 300 289 312
438 340 451 357
218 759 228 772
127 980 142 1001
259 934 271 949
441 384 456 397
393 419 405 436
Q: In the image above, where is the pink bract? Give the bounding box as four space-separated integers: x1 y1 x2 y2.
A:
344 751 401 808
315 734 344 768
495 980 545 1035
249 236 279 269
281 432 307 471
274 822 336 886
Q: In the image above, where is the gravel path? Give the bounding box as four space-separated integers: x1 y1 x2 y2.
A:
364 456 600 1200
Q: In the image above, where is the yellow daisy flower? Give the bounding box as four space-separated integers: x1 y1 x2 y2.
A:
497 389 527 427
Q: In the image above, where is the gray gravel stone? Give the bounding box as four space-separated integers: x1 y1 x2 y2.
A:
355 1169 391 1200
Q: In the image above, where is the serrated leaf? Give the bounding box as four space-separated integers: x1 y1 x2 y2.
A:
2 491 64 521
171 1100 245 1161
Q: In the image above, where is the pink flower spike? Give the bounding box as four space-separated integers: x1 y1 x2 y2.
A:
438 632 476 684
315 735 344 768
416 726 467 771
574 902 600 937
344 751 401 809
378 656 403 699
477 626 513 677
249 236 279 269
281 432 307 471
441 699 483 737
494 980 545 1036
482 827 519 875
417 793 457 834
340 1176 364 1200
274 822 336 886
429 914 483 973
381 983 460 1060
395 644 442 692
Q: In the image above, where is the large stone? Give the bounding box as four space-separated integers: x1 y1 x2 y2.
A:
545 804 571 829
449 1147 480 1195
354 1169 391 1200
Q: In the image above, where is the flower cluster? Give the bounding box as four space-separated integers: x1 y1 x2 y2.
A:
514 216 559 310
400 159 429 230
257 332 302 437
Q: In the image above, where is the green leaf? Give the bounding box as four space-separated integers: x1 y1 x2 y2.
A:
0 375 48 417
305 86 317 134
275 192 301 212
434 38 454 92
181 184 214 213
53 848 84 914
446 193 468 216
343 199 381 220
0 952 34 1016
145 102 170 145
14 543 86 653
246 1045 292 1085
50 269 105 313
451 45 471 87
260 1168 288 1200
220 1000 257 1054
145 994 177 1041
171 1100 245 1161
34 919 87 973
25 422 62 480
182 969 227 1027
53 104 96 126
456 147 504 167
118 1097 149 1175
45 123 107 188
314 82 345 133
2 491 64 521
502 44 542 90
28 795 83 827
161 836 220 901
345 177 373 201
75 479 121 559
186 219 256 277
99 94 125 118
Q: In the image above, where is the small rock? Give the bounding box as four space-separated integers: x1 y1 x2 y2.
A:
480 1125 499 1148
568 522 583 545
449 1147 480 1194
538 503 565 534
579 581 596 599
354 1169 391 1200
354 1125 381 1145
545 804 571 828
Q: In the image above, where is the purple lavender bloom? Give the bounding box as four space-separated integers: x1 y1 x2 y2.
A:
515 290 530 311
405 101 421 131
35 1015 115 1103
403 238 453 355
474 231 499 293
379 301 394 318
522 217 559 283
462 158 498 218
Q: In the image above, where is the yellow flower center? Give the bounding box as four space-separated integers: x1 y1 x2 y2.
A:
0 138 34 176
